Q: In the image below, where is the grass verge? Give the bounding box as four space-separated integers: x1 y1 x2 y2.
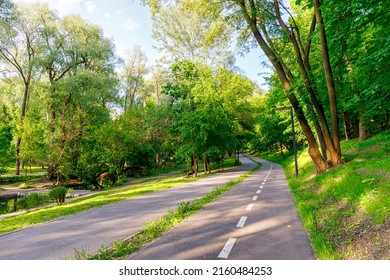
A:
74 159 262 260
259 130 389 259
0 158 240 235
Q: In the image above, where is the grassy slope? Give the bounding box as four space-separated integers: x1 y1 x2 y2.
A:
260 129 389 260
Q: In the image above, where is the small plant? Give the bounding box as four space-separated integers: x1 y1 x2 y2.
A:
177 201 192 215
18 183 32 189
67 188 75 198
49 186 67 204
114 178 126 187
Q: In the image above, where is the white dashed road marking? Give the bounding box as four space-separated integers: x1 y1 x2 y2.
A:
218 238 237 259
246 204 254 211
236 216 248 228
218 161 275 259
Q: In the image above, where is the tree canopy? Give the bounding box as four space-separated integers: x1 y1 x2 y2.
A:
0 0 388 185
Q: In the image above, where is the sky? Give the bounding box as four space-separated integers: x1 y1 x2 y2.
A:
13 0 269 89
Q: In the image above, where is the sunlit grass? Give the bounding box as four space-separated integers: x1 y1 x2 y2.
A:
259 129 390 259
4 166 46 175
0 158 240 235
0 175 201 234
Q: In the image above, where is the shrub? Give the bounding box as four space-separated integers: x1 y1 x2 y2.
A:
18 183 32 189
49 186 67 205
0 175 44 184
114 178 127 187
16 193 50 210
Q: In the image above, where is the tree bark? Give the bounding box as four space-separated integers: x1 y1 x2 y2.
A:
314 117 328 160
342 112 350 141
15 80 30 175
191 154 198 176
204 156 210 175
313 0 342 164
288 93 330 173
359 110 367 140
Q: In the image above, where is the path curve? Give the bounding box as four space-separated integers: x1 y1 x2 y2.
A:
0 155 255 260
128 155 314 260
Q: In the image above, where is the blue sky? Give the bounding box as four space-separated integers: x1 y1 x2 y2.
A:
14 0 269 89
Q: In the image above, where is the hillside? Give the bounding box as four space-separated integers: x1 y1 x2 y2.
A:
260 130 389 259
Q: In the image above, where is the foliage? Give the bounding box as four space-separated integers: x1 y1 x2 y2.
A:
162 60 256 175
0 174 43 184
49 186 67 205
323 0 390 136
121 45 149 111
16 193 50 210
149 0 234 67
18 182 32 189
1 0 388 190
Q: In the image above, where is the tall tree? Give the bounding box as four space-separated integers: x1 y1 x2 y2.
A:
226 0 333 172
146 0 234 67
312 0 340 156
0 2 47 174
121 45 149 111
144 0 341 172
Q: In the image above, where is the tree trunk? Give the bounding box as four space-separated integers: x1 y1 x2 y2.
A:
308 106 328 160
204 156 210 175
288 93 330 173
342 112 350 141
314 118 328 160
359 110 367 140
15 82 30 175
15 138 21 176
313 0 342 164
191 154 198 177
238 0 329 173
275 0 338 166
279 141 285 158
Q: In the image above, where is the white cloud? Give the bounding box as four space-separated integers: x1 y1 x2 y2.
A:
49 0 83 16
85 1 97 15
14 0 84 17
123 18 140 31
104 13 111 19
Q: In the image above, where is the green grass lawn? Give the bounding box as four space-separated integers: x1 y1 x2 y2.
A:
259 130 389 259
4 166 46 175
0 157 240 235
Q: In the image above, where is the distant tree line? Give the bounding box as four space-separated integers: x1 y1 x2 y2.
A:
0 0 259 188
1 0 388 188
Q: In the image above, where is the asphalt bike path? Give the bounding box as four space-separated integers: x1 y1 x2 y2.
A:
128 155 314 260
0 155 255 260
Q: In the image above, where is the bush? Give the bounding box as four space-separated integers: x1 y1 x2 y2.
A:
114 178 127 187
0 175 44 184
18 183 32 189
16 193 50 210
49 186 67 205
